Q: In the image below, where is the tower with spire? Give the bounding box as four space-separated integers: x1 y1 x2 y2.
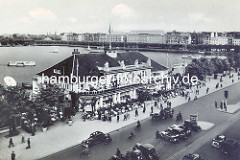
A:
108 23 112 50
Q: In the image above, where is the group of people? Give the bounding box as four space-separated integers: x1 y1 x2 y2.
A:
9 135 31 160
215 100 227 111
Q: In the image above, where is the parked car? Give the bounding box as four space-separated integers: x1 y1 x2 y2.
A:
150 107 174 121
167 124 191 140
157 130 180 143
134 143 159 160
81 131 112 147
211 135 226 149
182 153 204 160
184 120 201 132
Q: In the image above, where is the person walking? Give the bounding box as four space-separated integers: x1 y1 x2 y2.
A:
8 138 14 148
220 102 223 110
215 101 218 108
123 114 127 121
135 109 138 117
11 151 15 160
21 134 25 143
117 113 119 123
143 106 146 113
26 138 31 149
151 106 154 113
116 148 121 157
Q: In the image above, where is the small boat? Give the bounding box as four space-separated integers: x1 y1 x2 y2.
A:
52 49 59 53
97 46 104 50
8 61 36 67
182 55 192 60
16 62 25 67
87 46 91 51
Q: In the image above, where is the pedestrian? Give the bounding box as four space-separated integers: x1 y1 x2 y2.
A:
143 106 146 113
117 114 119 123
151 106 154 113
206 87 209 94
123 114 127 121
21 134 25 143
224 104 227 111
26 138 31 149
116 148 121 157
194 95 197 100
109 116 112 122
11 151 15 160
160 103 163 110
220 83 223 88
232 79 234 83
169 101 172 108
220 102 223 110
188 96 191 102
135 109 138 117
224 102 226 108
8 138 14 148
215 101 218 108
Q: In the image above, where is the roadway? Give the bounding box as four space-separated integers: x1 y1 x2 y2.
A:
40 82 240 160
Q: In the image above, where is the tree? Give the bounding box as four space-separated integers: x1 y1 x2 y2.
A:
34 83 65 108
0 85 30 136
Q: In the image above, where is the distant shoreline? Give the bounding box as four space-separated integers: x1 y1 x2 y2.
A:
0 44 231 56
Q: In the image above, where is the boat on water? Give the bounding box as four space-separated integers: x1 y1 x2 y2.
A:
182 55 193 60
182 55 201 60
87 46 91 51
8 61 36 67
52 49 59 53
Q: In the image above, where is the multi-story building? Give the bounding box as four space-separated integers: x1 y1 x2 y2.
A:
60 32 80 41
209 32 229 45
33 49 167 111
232 39 240 45
126 31 166 44
166 31 191 44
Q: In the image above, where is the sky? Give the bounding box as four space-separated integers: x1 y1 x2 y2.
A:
0 0 240 34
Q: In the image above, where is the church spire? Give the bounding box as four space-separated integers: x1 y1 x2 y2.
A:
108 23 112 50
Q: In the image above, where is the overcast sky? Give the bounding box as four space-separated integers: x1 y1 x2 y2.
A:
0 0 239 34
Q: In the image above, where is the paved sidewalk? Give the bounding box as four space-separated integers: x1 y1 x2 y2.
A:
0 72 239 160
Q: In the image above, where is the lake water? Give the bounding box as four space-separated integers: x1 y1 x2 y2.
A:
0 46 194 84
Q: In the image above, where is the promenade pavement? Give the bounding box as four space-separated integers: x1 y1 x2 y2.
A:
0 72 239 160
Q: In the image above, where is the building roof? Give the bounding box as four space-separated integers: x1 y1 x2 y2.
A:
37 51 167 78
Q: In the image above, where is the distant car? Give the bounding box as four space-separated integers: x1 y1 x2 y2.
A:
81 131 112 147
182 153 204 160
134 143 159 160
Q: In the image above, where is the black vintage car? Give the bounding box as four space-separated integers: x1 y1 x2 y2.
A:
150 107 174 121
81 131 112 147
134 143 159 160
184 120 201 132
167 124 191 140
182 153 204 160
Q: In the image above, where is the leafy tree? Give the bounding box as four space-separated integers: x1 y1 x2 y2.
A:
34 83 65 107
0 85 30 136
